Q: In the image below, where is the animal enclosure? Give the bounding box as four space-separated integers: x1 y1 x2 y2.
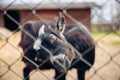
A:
0 0 120 80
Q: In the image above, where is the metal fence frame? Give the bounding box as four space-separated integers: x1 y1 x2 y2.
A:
0 0 120 80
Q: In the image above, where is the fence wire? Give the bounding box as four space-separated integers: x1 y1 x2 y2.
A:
0 0 120 80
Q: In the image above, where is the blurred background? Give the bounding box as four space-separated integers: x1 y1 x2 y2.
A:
0 0 120 80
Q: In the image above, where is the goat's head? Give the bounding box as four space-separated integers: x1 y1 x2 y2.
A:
33 13 74 72
33 25 73 72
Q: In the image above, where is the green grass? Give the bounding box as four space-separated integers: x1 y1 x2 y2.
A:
91 29 120 45
91 29 120 35
111 40 120 45
91 29 110 35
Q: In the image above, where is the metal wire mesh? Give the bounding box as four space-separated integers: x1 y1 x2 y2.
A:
0 0 120 80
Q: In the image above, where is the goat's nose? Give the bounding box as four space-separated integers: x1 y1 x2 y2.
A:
50 53 67 72
53 60 67 72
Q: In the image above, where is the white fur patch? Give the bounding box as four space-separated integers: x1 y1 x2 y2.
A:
33 25 45 51
33 38 41 50
38 25 45 36
50 54 65 63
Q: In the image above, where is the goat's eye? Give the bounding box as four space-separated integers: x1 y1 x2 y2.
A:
50 35 57 44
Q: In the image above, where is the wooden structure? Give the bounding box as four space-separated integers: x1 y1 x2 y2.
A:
0 2 99 30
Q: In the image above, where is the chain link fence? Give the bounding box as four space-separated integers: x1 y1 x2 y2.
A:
0 0 120 80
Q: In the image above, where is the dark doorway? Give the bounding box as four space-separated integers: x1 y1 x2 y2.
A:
4 10 20 31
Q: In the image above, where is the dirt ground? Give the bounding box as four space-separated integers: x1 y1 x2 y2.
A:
0 28 120 80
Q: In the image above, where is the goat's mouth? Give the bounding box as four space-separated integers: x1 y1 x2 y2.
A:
53 60 67 72
50 54 71 72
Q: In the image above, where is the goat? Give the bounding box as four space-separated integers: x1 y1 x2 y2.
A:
19 13 95 80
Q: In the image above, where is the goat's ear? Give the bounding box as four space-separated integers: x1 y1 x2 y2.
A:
38 25 45 36
56 12 66 33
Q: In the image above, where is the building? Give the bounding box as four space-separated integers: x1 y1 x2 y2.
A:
0 1 99 31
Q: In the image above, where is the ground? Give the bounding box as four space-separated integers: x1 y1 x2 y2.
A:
0 27 120 80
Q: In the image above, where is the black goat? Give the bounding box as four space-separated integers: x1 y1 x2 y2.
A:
19 13 95 80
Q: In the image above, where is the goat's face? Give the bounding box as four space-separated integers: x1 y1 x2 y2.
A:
33 25 72 72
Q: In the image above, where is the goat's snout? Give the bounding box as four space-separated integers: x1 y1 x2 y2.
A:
50 54 71 72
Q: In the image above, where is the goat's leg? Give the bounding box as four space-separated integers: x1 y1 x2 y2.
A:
55 70 66 80
77 69 86 80
23 64 35 80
